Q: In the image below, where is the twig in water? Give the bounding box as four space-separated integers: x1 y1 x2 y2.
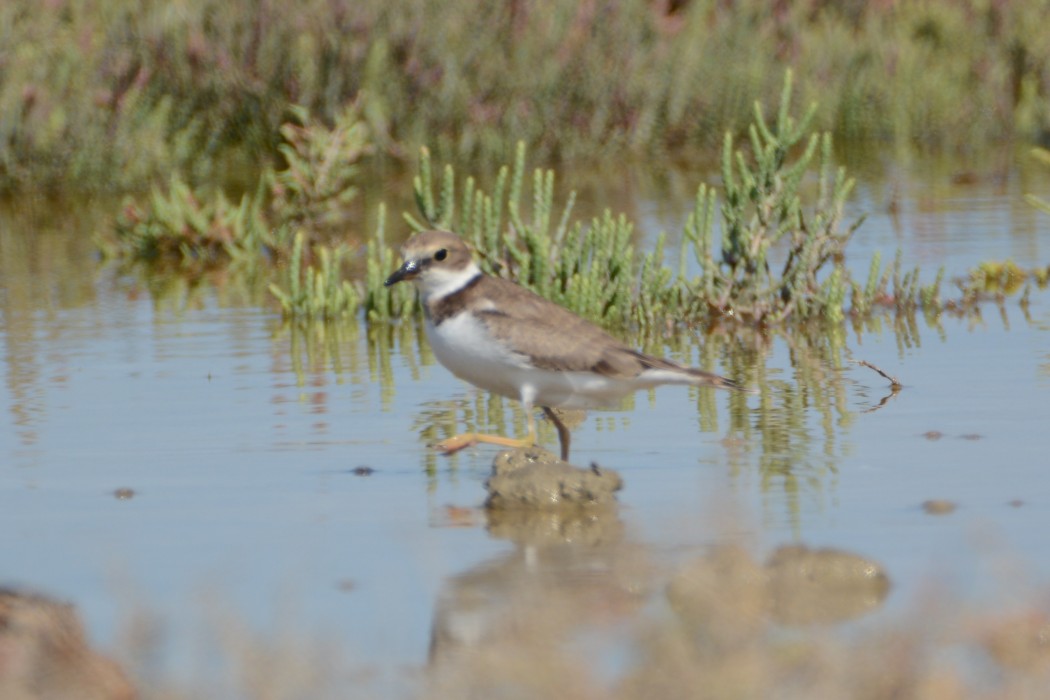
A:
853 359 903 389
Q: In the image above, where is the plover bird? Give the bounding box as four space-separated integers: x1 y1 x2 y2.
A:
385 230 746 460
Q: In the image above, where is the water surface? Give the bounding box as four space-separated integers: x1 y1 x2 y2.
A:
1 151 1049 690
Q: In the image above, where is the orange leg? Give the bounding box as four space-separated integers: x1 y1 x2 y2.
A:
432 409 538 455
432 407 573 461
432 432 535 454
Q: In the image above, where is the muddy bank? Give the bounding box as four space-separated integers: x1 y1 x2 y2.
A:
0 588 135 700
485 447 622 510
667 543 891 629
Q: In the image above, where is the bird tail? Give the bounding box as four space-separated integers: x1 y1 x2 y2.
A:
633 351 752 393
681 367 751 392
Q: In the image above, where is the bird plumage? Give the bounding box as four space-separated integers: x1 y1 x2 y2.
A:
385 230 746 458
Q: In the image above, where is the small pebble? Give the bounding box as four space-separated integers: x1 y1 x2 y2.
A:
922 499 957 515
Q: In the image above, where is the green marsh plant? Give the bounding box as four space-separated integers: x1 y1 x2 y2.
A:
109 175 274 269
688 74 861 324
270 103 370 234
6 0 1050 191
109 101 369 267
1026 147 1050 216
403 73 876 330
107 101 374 311
405 142 636 328
268 231 361 320
268 204 417 321
109 72 1045 328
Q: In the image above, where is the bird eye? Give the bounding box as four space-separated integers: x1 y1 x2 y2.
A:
434 249 448 261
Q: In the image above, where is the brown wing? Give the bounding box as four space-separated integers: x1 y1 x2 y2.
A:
475 277 747 390
471 277 645 376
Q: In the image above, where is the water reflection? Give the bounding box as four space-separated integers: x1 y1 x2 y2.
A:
2 151 1049 692
0 189 1026 518
271 306 954 517
429 506 643 667
429 497 890 696
1 199 106 451
317 320 948 536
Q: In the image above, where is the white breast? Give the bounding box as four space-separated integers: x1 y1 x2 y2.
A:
425 312 530 399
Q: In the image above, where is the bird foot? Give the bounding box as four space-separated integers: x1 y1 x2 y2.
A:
431 432 534 455
431 433 479 454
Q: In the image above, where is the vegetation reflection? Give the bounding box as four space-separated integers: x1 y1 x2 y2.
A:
273 307 950 519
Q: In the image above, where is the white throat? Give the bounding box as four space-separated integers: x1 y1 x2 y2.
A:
415 260 482 303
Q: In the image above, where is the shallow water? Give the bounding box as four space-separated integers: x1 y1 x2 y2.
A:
1 149 1049 690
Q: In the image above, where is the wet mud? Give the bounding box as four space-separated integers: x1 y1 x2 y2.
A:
485 447 623 510
0 588 135 700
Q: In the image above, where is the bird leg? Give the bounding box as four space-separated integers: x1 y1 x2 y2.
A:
432 407 573 461
542 406 571 461
431 410 538 455
431 431 535 454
